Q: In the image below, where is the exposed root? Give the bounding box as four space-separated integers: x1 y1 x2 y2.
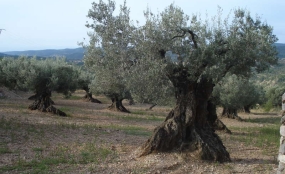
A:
28 97 66 116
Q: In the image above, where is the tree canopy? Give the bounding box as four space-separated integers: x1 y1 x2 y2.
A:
84 0 278 162
213 74 265 118
0 57 78 116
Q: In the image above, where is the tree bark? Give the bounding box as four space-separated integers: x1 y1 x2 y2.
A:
221 108 243 121
108 97 130 113
243 105 251 113
83 91 102 103
28 89 66 116
28 92 55 105
140 76 230 162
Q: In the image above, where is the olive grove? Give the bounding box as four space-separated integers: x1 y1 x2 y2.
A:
84 0 278 162
0 57 78 116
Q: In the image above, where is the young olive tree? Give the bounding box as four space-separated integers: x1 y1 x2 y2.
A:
85 1 278 162
83 0 135 112
0 57 78 116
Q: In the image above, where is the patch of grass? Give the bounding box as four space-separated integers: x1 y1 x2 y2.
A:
57 107 73 117
105 125 152 136
32 147 44 152
66 95 83 100
0 117 13 130
103 112 164 122
131 110 148 115
229 125 280 154
0 146 12 154
121 115 163 122
246 117 280 124
0 142 116 173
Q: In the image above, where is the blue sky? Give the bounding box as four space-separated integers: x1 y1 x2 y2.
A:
0 0 284 52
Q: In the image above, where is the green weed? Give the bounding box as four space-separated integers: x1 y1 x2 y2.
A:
0 146 12 154
0 142 115 173
105 125 152 136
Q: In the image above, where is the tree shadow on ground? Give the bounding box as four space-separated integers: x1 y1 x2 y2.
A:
233 158 277 165
251 112 278 116
244 117 280 124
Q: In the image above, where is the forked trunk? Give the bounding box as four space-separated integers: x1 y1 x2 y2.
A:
28 89 66 116
108 97 130 113
83 91 102 103
221 108 243 121
140 77 230 162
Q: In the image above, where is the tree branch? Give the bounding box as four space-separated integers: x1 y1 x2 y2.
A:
171 28 198 49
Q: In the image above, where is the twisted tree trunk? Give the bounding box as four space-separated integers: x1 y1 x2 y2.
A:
140 76 230 162
28 88 66 116
221 108 243 121
83 91 102 103
28 91 55 105
108 96 130 113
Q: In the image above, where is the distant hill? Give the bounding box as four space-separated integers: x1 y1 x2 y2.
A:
275 43 285 58
0 52 18 58
2 48 84 60
1 43 284 60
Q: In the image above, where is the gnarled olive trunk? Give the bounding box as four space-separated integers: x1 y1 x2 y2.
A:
108 96 130 113
83 91 102 103
28 89 66 116
221 108 243 121
140 77 230 162
28 91 55 105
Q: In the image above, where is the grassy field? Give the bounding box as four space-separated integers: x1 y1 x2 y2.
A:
0 90 281 173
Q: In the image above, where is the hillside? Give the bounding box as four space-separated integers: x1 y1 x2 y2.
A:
0 52 18 58
275 43 285 58
1 43 284 60
2 47 84 60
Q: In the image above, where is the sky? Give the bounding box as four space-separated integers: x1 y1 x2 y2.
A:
0 0 284 52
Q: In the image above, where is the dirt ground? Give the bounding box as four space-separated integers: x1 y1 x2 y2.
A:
0 88 281 173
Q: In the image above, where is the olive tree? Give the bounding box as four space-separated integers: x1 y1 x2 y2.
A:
77 67 102 103
0 57 78 116
85 1 278 162
213 75 265 120
83 0 135 112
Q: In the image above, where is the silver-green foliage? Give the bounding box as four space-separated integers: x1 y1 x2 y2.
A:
83 0 135 100
84 1 277 103
213 75 265 109
133 6 278 82
0 57 78 96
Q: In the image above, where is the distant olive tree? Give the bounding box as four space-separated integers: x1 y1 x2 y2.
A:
213 75 265 120
85 0 278 162
264 86 285 111
0 57 78 116
77 67 101 103
83 0 135 112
